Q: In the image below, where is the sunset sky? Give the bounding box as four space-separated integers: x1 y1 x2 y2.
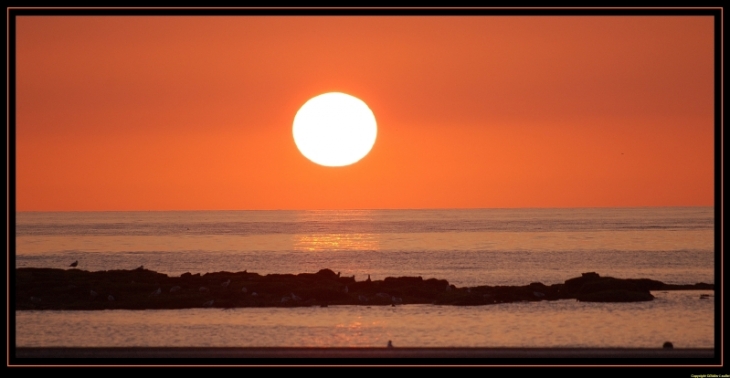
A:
14 15 715 211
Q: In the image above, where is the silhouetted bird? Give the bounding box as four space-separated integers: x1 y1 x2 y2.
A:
387 340 393 348
69 261 78 268
663 342 673 349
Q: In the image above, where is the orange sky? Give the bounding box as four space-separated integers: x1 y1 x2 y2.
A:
14 15 715 211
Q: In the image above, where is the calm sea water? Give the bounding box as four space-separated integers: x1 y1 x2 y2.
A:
14 207 716 348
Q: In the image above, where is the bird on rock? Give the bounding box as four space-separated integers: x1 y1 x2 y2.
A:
69 260 78 268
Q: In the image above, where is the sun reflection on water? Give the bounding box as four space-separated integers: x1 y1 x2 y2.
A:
293 233 379 252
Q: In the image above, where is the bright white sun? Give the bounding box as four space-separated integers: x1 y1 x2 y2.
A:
293 92 377 167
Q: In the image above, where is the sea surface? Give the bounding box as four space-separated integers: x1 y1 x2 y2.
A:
13 207 717 348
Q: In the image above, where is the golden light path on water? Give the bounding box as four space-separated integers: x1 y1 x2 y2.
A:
293 233 379 252
16 230 713 255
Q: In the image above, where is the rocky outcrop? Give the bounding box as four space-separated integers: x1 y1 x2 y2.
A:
15 268 713 310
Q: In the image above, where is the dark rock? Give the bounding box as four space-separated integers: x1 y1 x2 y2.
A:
14 268 709 310
314 269 339 280
576 290 654 302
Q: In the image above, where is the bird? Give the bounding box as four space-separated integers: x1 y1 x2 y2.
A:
387 340 393 348
221 279 231 288
366 274 371 282
150 287 161 296
203 299 214 307
663 341 673 349
134 265 144 271
69 260 78 268
291 293 302 301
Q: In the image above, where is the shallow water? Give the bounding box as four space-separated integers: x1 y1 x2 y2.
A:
15 291 714 348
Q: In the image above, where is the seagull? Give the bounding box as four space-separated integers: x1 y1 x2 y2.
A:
366 274 371 282
291 293 302 301
150 287 161 296
387 340 393 348
221 279 231 288
69 260 78 268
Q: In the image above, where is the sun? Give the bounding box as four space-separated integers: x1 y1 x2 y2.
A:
293 92 377 167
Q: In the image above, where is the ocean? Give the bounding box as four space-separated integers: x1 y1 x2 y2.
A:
13 207 716 348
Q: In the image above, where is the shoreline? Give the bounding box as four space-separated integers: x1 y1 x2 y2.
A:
14 347 716 359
